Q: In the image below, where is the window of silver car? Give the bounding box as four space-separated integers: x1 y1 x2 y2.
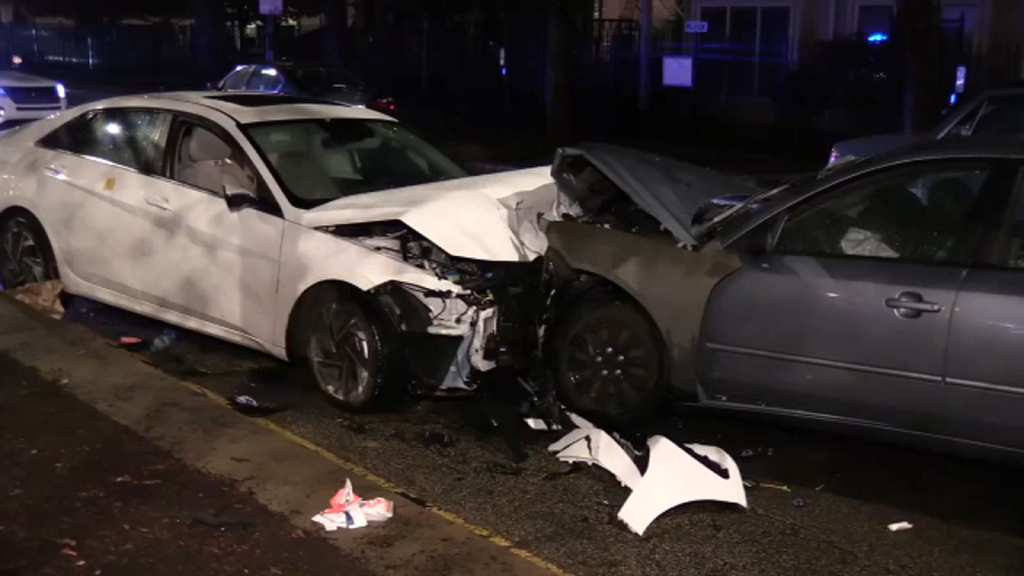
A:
222 67 252 91
246 67 285 92
774 162 991 264
172 122 258 197
968 96 1024 137
944 102 984 137
38 108 172 174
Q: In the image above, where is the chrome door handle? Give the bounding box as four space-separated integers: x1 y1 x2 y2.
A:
885 291 942 319
44 164 66 179
144 195 171 211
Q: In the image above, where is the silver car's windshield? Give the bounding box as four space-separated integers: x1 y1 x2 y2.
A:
246 119 467 209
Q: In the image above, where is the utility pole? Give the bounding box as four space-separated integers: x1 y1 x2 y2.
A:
638 0 652 111
265 13 275 63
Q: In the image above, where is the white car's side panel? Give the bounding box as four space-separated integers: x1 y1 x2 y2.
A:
274 221 461 349
132 177 285 344
34 149 151 299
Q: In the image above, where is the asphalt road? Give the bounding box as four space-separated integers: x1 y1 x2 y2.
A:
57 295 1024 576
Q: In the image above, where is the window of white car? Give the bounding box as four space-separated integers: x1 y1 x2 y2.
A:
39 108 172 174
246 119 467 208
774 162 992 264
172 122 258 196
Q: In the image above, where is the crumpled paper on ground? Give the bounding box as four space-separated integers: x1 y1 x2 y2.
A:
311 478 394 531
6 280 64 320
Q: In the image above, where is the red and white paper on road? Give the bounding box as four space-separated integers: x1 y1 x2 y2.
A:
548 414 747 536
311 478 394 531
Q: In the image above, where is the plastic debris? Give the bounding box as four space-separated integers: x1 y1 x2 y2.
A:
230 394 286 417
6 280 64 320
549 413 746 536
792 498 806 508
760 483 792 493
119 336 143 345
311 478 393 531
148 328 178 352
524 417 561 431
618 438 747 536
888 521 914 532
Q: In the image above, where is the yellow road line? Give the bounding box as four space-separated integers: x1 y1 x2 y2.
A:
182 381 571 576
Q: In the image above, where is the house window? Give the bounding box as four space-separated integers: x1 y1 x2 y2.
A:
697 5 791 103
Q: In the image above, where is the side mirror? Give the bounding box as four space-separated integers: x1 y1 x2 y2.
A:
225 184 259 210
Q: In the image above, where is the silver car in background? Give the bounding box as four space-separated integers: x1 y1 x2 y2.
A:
828 87 1024 166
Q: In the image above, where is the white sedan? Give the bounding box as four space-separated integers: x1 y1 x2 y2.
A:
0 69 67 123
0 92 556 409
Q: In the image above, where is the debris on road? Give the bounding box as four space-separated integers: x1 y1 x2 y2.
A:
311 478 393 532
524 417 561 431
759 483 792 493
888 521 914 532
618 438 747 536
792 498 806 508
230 394 287 418
422 430 459 449
548 414 747 536
148 328 178 352
6 280 64 320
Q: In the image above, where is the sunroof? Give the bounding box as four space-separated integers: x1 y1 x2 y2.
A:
205 94 343 107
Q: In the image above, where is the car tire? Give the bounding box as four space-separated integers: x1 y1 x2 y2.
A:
0 211 59 290
550 289 667 424
296 285 398 411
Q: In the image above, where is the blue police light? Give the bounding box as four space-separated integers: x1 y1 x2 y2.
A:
867 33 889 43
950 93 958 106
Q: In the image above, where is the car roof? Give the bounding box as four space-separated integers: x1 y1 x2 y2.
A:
90 91 394 124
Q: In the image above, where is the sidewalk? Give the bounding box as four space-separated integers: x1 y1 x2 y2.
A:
0 294 556 576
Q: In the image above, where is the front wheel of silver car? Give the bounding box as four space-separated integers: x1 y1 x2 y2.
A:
0 212 59 290
298 286 397 411
550 289 667 425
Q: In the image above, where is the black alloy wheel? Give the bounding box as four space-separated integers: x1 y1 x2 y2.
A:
551 291 666 423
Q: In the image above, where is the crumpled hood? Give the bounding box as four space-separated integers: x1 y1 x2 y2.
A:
0 70 57 87
297 167 557 261
553 143 761 245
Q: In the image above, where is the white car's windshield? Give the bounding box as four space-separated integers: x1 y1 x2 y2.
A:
246 119 467 209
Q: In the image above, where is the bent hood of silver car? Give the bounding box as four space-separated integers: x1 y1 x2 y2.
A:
552 143 760 246
296 167 557 262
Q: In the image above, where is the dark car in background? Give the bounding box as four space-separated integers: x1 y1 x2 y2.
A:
542 140 1024 460
215 63 395 112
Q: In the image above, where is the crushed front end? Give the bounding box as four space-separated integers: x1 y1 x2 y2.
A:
321 221 542 394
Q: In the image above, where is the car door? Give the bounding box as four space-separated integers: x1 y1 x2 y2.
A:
133 115 285 347
34 108 173 298
942 165 1024 449
699 159 1003 432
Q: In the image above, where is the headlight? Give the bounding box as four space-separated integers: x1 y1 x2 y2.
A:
56 83 66 100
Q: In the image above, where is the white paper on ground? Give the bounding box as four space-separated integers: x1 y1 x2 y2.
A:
548 428 642 490
617 436 748 536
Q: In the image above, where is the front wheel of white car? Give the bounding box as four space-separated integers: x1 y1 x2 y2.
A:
298 286 397 411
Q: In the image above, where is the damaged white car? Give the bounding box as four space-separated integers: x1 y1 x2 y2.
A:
0 92 556 409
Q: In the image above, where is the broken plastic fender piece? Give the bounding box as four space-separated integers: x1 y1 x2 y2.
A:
311 478 394 531
617 437 747 536
548 428 642 490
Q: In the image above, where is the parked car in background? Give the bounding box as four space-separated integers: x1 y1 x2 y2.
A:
0 92 555 411
828 87 1024 166
0 68 66 124
215 63 396 112
544 140 1024 459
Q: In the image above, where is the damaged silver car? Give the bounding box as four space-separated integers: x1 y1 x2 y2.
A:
543 139 1024 457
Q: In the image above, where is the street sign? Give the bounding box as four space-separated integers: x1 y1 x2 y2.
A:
260 0 283 15
685 21 708 34
663 56 693 88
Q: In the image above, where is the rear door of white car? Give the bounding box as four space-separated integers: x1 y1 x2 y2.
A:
133 114 284 346
35 108 173 298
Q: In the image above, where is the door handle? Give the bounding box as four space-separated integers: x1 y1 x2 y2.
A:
144 195 172 211
885 291 942 319
44 164 67 180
